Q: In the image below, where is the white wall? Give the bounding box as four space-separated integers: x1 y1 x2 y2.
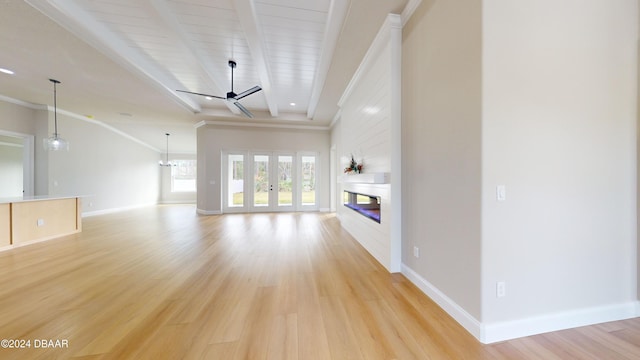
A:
0 141 23 197
197 123 330 214
334 14 402 272
0 100 47 195
481 0 638 341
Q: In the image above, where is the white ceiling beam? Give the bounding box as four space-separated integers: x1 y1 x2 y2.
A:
198 108 309 122
25 0 202 114
232 0 278 117
149 0 241 116
307 0 350 119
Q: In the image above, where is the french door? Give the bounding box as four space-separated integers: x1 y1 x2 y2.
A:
250 152 295 212
223 151 316 213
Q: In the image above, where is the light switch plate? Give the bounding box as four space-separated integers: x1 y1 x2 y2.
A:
496 185 506 202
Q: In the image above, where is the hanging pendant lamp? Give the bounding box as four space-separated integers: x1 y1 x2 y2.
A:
44 79 69 151
159 133 175 167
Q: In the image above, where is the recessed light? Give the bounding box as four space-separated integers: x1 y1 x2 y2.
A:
0 68 14 75
290 102 296 106
206 96 212 100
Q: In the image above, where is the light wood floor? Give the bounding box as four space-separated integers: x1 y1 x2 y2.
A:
0 205 639 359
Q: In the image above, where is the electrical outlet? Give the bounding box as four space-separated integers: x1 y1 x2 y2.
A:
496 281 506 298
413 246 420 258
37 218 45 227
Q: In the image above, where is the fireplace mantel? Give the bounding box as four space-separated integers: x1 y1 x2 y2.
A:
340 172 390 184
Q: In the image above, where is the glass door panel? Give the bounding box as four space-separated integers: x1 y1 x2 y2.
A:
253 154 269 208
301 155 316 207
227 154 245 209
278 155 293 207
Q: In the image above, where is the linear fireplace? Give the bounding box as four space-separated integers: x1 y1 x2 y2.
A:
343 191 381 223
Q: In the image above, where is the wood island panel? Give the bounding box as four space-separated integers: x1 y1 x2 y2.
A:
0 203 9 247
10 197 80 245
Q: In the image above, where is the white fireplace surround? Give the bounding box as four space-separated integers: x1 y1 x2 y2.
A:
334 14 402 273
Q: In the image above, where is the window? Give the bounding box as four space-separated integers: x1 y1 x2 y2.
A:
171 159 196 192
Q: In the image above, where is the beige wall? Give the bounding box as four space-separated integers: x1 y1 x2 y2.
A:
402 0 483 320
402 0 637 343
637 0 640 302
160 153 197 204
0 99 37 135
47 111 160 213
0 98 161 214
482 0 637 336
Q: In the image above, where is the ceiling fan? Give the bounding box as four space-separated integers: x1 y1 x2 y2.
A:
177 60 262 118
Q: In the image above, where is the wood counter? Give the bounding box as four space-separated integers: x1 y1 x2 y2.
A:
0 196 82 248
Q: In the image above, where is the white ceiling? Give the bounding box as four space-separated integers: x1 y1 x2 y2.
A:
0 0 408 153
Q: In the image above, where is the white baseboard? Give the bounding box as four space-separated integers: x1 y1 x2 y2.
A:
402 263 640 344
401 264 482 340
82 203 156 217
196 208 222 215
481 301 640 344
319 207 331 212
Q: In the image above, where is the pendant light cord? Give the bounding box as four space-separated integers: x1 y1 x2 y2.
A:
50 79 61 138
54 81 57 137
166 133 170 164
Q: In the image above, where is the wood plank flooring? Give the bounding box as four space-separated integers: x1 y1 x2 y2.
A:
0 205 638 359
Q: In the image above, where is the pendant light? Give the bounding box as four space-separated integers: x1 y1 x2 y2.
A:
159 133 175 167
43 79 69 151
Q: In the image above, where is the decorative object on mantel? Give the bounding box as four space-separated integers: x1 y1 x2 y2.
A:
159 133 176 167
44 78 70 151
344 154 363 174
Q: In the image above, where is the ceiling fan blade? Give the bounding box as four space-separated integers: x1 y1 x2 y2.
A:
176 89 225 100
233 101 254 118
234 86 262 100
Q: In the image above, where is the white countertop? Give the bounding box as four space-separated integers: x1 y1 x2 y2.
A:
0 195 81 204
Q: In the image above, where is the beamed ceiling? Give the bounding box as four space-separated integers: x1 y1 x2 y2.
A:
0 0 409 153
